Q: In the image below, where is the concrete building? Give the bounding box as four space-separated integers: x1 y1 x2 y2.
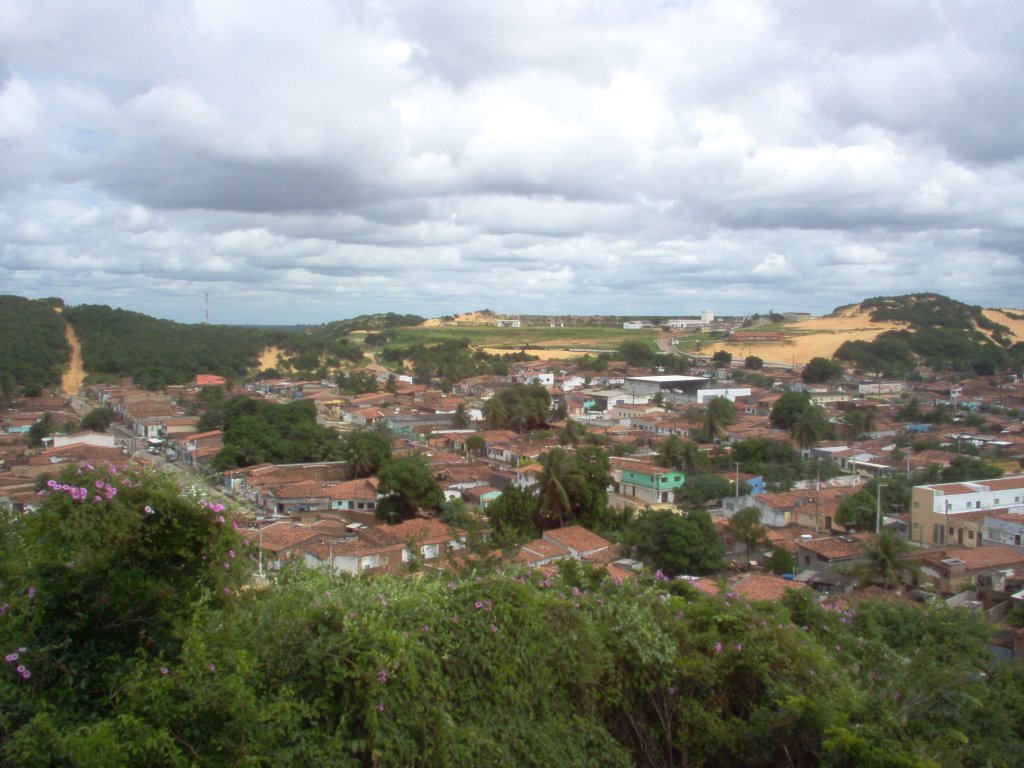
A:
910 475 1024 546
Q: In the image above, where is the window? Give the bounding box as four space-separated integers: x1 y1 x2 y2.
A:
967 530 975 540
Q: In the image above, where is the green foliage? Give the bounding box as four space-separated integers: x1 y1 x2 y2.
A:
1 468 1018 768
940 455 1003 482
487 486 540 547
63 304 264 390
25 414 56 448
335 369 380 395
731 437 805 490
835 490 878 532
340 427 392 478
728 506 769 560
835 294 1023 374
0 466 246 731
767 548 795 575
483 383 551 432
658 435 708 473
80 406 116 432
535 447 612 530
801 356 844 384
675 474 736 508
711 349 733 367
0 296 70 395
631 507 723 575
376 454 444 522
744 355 764 370
617 339 657 367
770 391 813 431
212 397 345 470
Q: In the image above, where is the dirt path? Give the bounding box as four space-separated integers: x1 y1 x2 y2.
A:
59 313 85 395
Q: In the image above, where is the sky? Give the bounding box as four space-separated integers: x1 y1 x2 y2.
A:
1 0 1023 325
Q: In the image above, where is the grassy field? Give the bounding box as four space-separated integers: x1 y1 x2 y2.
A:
386 324 659 352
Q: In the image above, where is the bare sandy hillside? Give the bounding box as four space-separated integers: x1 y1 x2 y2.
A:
258 346 285 371
983 309 1024 341
714 305 1024 367
422 311 499 327
58 310 85 395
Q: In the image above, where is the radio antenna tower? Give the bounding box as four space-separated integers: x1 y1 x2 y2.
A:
204 292 209 325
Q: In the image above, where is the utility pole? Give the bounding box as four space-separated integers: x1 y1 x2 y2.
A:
875 482 888 535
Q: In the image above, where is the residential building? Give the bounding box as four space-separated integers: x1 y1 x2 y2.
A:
910 475 1024 546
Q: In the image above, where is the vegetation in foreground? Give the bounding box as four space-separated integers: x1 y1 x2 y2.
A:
2 466 1023 767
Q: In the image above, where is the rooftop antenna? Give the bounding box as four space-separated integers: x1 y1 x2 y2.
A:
204 292 209 325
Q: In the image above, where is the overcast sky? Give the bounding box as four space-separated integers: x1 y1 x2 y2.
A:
2 0 1023 324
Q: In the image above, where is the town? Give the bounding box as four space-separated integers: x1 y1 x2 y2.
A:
3 302 1024 654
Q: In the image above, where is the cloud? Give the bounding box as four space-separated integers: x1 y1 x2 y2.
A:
0 0 1022 324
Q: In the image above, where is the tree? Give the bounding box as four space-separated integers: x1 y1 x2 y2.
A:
26 412 56 447
699 396 734 443
767 548 795 575
558 419 587 447
744 355 763 370
834 490 877 532
376 454 444 522
940 455 1003 482
850 530 921 590
842 408 876 440
728 506 769 562
617 339 657 367
711 350 732 368
535 448 581 528
769 391 812 431
631 508 723 575
80 406 116 432
465 434 486 456
0 369 18 404
658 435 707 474
675 474 735 508
342 427 392 478
790 404 829 451
801 356 844 384
451 402 472 429
487 486 539 547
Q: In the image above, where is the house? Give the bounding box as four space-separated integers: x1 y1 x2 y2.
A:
609 456 685 505
516 526 613 567
912 545 1024 594
727 572 807 602
910 475 1024 546
795 533 872 570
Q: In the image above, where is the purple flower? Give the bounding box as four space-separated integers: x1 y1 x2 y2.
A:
160 667 169 675
714 642 722 654
228 550 236 559
46 479 57 489
892 690 901 701
16 664 25 674
144 506 154 515
20 669 30 679
208 663 216 672
27 587 36 599
571 586 580 596
474 601 483 609
668 686 677 696
5 653 18 662
377 669 388 683
490 624 498 632
376 703 385 712
735 643 743 652
223 562 230 569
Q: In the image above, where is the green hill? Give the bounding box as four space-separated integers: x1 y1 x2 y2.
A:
0 295 70 396
834 293 1024 375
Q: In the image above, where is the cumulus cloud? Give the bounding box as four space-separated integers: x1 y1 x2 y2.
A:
0 0 1022 324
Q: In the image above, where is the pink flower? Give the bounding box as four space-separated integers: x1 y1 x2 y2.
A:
16 664 25 674
27 587 36 599
20 669 30 679
377 669 388 683
144 506 154 515
208 663 216 672
490 624 498 632
376 703 385 712
714 642 722 654
5 653 18 662
160 667 169 675
735 643 743 652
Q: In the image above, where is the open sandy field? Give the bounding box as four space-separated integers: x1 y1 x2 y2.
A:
479 347 591 360
984 309 1024 340
711 308 907 367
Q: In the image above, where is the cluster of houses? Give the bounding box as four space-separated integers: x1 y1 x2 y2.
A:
4 349 1024 652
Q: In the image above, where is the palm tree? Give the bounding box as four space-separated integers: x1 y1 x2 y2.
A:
558 419 587 447
452 402 471 429
790 405 828 453
658 435 708 474
850 530 921 591
536 448 580 528
700 397 735 444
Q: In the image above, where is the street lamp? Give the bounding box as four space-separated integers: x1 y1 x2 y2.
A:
875 482 888 535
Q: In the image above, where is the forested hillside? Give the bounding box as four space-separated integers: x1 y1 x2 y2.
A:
2 466 1022 767
834 293 1024 375
0 296 70 397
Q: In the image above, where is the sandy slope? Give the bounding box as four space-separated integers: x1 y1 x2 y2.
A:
59 311 85 395
258 346 285 371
